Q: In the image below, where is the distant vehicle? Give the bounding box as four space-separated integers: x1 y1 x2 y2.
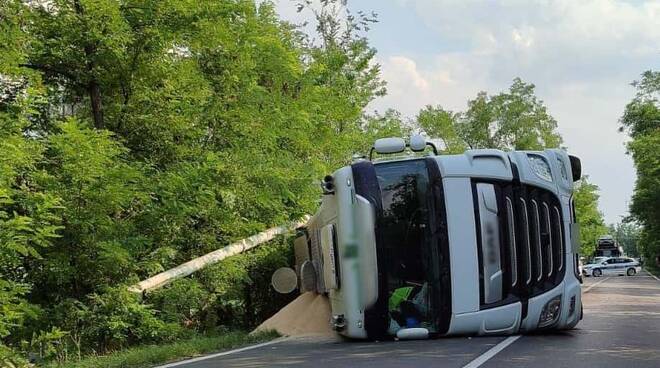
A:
581 257 610 277
583 257 641 277
594 235 622 257
285 135 584 339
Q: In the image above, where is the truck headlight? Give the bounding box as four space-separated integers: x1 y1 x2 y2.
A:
331 314 345 331
538 295 562 328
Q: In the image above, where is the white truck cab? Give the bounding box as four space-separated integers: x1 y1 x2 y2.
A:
289 136 583 339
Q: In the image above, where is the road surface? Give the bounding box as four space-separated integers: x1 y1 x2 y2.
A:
161 270 660 368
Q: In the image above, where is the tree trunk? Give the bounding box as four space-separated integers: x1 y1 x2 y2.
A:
88 81 104 129
73 0 103 129
244 281 253 327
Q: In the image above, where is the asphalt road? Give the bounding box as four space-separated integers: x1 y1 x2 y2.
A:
161 270 660 368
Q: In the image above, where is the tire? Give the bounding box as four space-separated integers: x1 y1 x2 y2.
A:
627 268 636 276
592 268 602 277
580 304 584 320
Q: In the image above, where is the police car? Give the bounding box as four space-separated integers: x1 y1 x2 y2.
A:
582 257 641 277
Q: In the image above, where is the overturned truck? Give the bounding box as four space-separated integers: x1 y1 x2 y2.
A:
282 136 584 340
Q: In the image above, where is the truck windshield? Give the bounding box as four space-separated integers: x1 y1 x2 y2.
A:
374 159 443 333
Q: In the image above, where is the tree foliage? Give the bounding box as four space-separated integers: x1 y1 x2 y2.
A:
609 222 642 258
620 70 660 265
416 105 466 153
416 78 563 151
572 177 608 256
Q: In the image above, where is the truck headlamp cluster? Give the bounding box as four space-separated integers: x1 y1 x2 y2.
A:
538 295 562 328
527 154 552 182
331 314 346 331
321 175 335 195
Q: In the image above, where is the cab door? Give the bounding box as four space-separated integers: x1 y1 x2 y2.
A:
614 258 628 274
603 258 617 275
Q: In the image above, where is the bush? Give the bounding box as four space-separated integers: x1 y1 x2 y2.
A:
44 330 279 368
75 287 185 354
146 237 297 332
0 344 28 368
200 237 296 329
148 278 212 331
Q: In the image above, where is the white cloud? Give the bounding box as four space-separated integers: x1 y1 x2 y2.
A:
389 56 430 91
511 27 534 49
375 53 489 116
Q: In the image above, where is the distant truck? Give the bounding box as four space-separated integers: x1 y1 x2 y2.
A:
594 235 622 258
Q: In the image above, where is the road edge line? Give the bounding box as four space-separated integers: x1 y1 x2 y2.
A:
583 277 610 293
461 335 522 368
645 268 660 282
153 337 289 368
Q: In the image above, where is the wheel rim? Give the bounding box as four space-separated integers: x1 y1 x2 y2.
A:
628 268 635 276
594 269 601 277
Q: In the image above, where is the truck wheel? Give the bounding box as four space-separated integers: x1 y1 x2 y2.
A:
592 268 602 277
627 268 636 276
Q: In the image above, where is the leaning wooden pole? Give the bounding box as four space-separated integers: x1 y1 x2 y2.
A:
129 217 309 294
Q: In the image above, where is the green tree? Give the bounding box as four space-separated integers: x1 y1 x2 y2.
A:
416 105 467 153
416 79 562 151
360 109 408 153
460 78 562 150
609 222 642 258
0 69 62 366
620 70 660 265
1 0 397 360
22 0 137 129
572 177 608 256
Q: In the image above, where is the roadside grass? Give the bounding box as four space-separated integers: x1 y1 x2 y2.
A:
45 330 279 368
644 264 660 278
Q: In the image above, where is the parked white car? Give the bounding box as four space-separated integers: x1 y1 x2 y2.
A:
583 257 641 277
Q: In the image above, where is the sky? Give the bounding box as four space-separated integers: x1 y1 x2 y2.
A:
274 0 660 224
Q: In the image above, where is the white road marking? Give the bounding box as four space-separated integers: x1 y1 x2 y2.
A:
461 335 522 368
645 269 660 282
153 338 288 368
458 274 613 368
583 277 611 293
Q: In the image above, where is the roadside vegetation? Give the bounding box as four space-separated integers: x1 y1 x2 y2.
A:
0 0 623 367
619 71 660 267
43 330 278 368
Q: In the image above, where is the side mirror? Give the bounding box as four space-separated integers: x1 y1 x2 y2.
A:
370 137 406 160
601 262 608 266
409 134 426 152
374 137 406 154
569 155 581 182
370 136 439 160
